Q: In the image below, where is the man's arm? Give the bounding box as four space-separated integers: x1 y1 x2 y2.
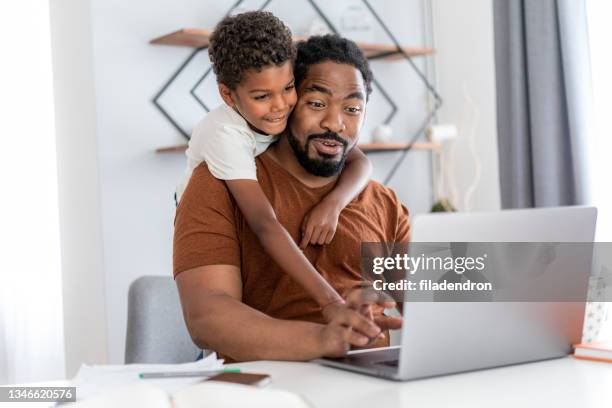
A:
176 264 381 362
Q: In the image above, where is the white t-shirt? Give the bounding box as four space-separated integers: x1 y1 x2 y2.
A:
176 104 279 201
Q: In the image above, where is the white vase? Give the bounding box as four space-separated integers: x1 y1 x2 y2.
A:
372 124 393 143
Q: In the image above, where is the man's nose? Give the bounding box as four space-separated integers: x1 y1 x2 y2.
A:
321 107 346 134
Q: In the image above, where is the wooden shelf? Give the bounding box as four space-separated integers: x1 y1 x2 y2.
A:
358 142 440 152
156 142 440 154
155 144 190 154
151 28 213 48
150 29 434 60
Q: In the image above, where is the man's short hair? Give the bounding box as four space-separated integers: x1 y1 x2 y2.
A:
208 11 296 89
294 34 373 99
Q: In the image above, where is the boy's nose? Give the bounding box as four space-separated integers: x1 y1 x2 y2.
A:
270 94 288 112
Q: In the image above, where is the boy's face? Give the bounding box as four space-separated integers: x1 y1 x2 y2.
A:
286 61 366 177
219 61 297 136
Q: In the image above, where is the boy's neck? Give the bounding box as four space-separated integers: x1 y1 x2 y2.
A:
267 134 339 189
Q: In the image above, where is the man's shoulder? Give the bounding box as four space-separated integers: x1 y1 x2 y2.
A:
179 163 233 209
361 179 403 208
190 162 222 185
359 180 410 241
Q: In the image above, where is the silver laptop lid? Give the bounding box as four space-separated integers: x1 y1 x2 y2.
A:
410 206 597 242
397 206 597 379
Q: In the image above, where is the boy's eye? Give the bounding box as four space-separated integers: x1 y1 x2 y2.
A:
253 94 269 101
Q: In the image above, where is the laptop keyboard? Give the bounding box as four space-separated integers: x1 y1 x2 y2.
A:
376 359 399 367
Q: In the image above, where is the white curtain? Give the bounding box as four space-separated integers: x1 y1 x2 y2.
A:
0 0 66 383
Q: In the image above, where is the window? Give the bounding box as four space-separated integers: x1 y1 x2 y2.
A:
0 0 65 383
586 0 612 340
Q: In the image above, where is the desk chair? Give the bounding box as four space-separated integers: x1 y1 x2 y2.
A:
125 275 201 363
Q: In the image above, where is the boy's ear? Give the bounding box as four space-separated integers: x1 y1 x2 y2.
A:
219 84 235 107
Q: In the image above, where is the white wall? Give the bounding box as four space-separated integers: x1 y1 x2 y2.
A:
47 0 502 367
431 0 501 211
87 0 436 363
49 0 108 377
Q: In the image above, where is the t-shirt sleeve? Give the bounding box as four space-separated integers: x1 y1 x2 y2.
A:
395 200 411 243
387 189 411 243
199 124 258 181
173 163 241 277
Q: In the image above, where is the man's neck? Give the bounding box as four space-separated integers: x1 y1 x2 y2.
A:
266 134 339 189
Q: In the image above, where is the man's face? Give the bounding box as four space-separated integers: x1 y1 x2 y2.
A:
287 61 367 177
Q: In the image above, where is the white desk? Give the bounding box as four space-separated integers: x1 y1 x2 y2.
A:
226 357 612 408
4 357 610 407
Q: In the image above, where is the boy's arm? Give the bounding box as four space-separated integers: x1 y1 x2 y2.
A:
225 179 344 310
300 147 372 247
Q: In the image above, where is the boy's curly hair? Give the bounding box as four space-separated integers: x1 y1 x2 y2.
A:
208 11 296 89
294 35 373 99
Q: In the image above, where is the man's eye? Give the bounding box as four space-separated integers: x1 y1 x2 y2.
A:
308 101 325 109
345 106 362 114
253 94 269 101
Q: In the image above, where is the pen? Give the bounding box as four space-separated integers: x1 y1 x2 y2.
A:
139 367 241 379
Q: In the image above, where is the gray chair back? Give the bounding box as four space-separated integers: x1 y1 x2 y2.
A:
125 276 200 363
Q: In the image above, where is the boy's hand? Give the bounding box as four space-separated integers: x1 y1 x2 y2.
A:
300 200 341 248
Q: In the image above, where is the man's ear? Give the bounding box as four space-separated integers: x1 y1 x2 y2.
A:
218 84 235 107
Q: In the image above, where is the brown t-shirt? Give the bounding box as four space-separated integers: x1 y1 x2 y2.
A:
173 151 410 325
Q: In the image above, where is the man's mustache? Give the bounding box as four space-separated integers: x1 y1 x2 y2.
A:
306 131 348 148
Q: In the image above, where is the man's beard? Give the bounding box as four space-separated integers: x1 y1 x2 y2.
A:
287 130 350 177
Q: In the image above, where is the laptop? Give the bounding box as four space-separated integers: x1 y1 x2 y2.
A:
315 206 598 380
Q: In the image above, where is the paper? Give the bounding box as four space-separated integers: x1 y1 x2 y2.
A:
172 382 313 408
71 352 224 401
66 383 170 408
69 381 313 408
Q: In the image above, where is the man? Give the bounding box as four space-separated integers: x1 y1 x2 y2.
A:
173 35 409 362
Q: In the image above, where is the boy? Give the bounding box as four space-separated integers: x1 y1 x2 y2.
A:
176 11 372 319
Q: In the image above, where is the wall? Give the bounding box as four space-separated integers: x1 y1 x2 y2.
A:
49 0 108 377
87 0 435 363
431 0 501 212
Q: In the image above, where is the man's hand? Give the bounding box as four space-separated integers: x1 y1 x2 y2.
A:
346 287 402 347
300 199 341 248
321 300 351 323
318 286 403 356
317 303 382 357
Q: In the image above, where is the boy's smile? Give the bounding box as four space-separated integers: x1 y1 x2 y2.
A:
219 61 297 136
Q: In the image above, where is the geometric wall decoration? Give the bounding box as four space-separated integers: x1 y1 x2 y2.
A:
151 0 442 184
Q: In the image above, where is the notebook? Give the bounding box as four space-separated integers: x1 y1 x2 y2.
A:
574 340 612 363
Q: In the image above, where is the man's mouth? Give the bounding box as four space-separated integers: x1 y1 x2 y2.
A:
311 138 345 156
